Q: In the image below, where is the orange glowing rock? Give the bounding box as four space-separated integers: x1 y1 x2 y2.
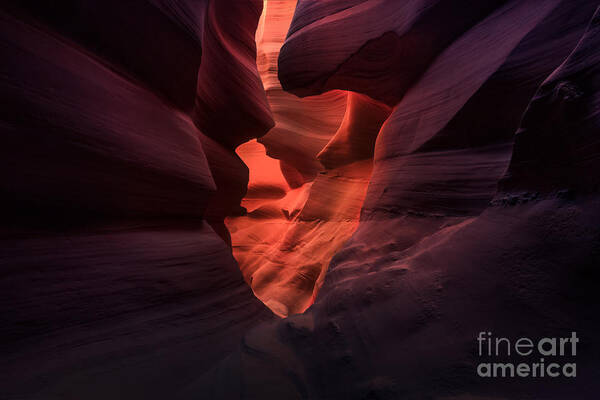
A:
224 1 376 317
318 92 392 169
255 0 347 186
227 139 372 317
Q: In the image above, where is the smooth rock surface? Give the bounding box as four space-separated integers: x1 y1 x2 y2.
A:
227 141 372 317
193 0 274 148
203 2 600 399
255 0 348 185
0 3 275 399
0 13 214 219
2 0 207 110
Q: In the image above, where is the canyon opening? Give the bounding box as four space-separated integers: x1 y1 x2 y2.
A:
226 0 392 317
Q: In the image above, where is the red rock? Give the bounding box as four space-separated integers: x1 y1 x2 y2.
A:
278 0 509 105
204 3 600 399
0 12 214 219
2 0 207 110
226 141 371 317
0 4 275 399
365 0 595 220
317 92 391 169
198 133 250 244
0 222 272 398
255 0 347 185
193 0 274 148
212 195 600 399
4 0 600 399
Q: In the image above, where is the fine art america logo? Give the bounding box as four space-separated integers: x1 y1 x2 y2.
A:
476 332 578 378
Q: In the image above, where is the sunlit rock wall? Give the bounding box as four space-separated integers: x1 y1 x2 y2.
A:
204 2 600 399
226 0 392 317
254 0 347 185
227 140 371 317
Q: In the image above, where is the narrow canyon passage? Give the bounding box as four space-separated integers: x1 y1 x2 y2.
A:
226 140 371 317
3 1 600 399
224 0 392 317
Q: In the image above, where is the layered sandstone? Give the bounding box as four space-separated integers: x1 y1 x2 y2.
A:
0 2 274 398
3 1 600 399
204 2 600 399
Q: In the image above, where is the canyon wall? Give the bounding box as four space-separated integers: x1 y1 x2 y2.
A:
226 0 391 317
204 1 600 399
2 1 600 399
0 2 274 398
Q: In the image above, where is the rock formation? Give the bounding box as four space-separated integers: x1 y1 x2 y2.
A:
193 0 274 148
0 2 273 398
227 140 371 317
226 0 387 317
317 92 392 169
2 1 600 399
205 1 600 399
254 0 347 185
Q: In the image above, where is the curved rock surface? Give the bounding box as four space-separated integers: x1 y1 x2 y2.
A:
193 0 274 148
279 0 508 105
0 13 214 219
210 196 600 399
3 0 207 110
4 0 274 148
360 0 596 234
227 141 371 317
3 1 600 399
0 222 270 399
503 6 600 193
204 2 600 399
317 92 391 169
226 1 389 317
0 2 274 399
255 0 348 185
199 133 250 244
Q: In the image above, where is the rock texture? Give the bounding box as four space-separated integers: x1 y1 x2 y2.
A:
0 2 274 399
203 2 600 399
0 222 268 399
2 0 207 110
3 0 600 399
0 13 214 219
279 0 508 105
317 92 392 169
227 141 371 317
503 6 600 193
255 0 348 185
199 133 250 244
193 0 274 148
356 0 597 251
226 1 387 317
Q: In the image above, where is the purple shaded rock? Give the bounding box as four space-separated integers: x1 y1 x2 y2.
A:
193 0 274 148
503 6 600 193
1 0 207 110
279 0 507 105
0 13 214 219
0 222 272 399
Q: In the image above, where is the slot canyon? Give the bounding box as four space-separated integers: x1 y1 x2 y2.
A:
1 1 600 399
227 1 390 317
